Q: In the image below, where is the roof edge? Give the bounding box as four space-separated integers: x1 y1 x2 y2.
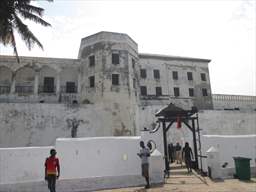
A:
139 53 211 63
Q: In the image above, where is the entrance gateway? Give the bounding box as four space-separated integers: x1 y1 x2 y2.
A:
152 103 204 177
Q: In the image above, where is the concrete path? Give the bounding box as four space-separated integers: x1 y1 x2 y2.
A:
102 164 256 192
1 164 255 192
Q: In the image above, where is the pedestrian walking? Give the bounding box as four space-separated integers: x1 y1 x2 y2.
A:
175 142 182 164
45 149 60 192
137 141 151 189
182 142 194 173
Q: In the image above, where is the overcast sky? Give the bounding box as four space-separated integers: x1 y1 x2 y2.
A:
0 0 255 96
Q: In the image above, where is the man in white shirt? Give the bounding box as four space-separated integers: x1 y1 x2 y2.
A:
137 141 151 189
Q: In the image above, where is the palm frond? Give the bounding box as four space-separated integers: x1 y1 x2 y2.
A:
13 14 43 50
17 9 51 26
18 4 44 17
10 28 20 63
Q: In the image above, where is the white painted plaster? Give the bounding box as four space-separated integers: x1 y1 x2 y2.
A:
201 135 256 178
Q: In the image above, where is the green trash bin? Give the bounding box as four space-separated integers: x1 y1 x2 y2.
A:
233 157 251 180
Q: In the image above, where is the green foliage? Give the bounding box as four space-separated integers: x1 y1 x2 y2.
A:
0 0 52 62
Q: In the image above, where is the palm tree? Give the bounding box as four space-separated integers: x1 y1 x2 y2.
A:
0 0 52 62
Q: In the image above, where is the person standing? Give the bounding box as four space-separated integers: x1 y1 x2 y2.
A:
137 141 151 189
182 142 194 173
175 142 182 165
168 143 175 163
45 149 60 192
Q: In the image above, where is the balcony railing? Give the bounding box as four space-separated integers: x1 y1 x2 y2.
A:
15 85 34 95
60 85 77 93
0 85 11 95
38 85 56 94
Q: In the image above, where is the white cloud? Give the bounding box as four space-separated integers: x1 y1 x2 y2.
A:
0 0 255 95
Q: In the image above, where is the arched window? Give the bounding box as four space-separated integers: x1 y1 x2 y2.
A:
60 68 78 93
39 66 57 93
0 66 12 94
15 67 35 94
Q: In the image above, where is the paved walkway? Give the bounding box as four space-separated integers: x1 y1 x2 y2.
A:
1 164 255 192
101 164 256 192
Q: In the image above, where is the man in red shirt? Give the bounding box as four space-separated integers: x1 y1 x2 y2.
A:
45 149 60 192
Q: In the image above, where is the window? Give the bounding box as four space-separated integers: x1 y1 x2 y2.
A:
133 78 136 88
89 55 95 67
172 71 178 80
187 72 193 81
112 53 119 64
156 87 162 96
189 88 194 97
201 73 206 81
132 58 135 69
43 77 54 93
153 69 160 79
202 88 208 96
66 82 76 93
140 69 147 78
174 87 180 97
89 76 95 88
112 74 119 85
140 86 147 96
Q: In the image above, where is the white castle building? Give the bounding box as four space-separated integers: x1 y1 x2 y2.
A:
0 31 255 148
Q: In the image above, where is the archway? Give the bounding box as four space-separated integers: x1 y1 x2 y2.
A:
154 103 203 177
39 66 57 93
15 67 35 95
0 66 12 94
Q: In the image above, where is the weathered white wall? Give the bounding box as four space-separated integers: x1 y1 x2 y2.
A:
56 137 141 179
201 135 256 178
0 146 52 184
138 54 213 110
0 137 164 186
199 110 256 135
0 103 114 147
212 94 256 111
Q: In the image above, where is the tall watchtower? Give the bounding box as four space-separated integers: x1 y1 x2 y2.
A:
78 32 140 135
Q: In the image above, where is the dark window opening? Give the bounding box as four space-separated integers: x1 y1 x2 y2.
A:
187 72 193 80
201 73 206 81
112 74 119 85
154 69 160 79
43 77 54 93
173 71 178 80
202 88 208 96
66 82 76 93
140 69 147 78
174 87 180 97
132 58 135 68
112 53 120 64
140 86 147 96
89 55 95 67
189 88 194 97
133 78 136 88
89 76 95 88
156 87 162 96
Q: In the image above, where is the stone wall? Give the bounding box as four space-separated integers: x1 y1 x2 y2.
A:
0 103 136 148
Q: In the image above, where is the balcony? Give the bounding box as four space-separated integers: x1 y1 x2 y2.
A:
38 85 56 94
15 85 34 95
0 85 10 95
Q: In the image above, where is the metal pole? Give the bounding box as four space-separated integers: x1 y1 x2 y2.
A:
192 119 199 169
162 120 169 177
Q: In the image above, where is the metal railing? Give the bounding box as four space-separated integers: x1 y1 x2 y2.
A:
15 85 33 95
38 85 56 94
0 85 10 95
60 85 78 93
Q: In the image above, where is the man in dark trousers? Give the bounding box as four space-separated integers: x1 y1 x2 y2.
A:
168 143 175 163
182 142 194 173
45 149 60 192
137 141 151 189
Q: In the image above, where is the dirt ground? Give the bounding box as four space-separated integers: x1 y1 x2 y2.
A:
101 164 256 192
